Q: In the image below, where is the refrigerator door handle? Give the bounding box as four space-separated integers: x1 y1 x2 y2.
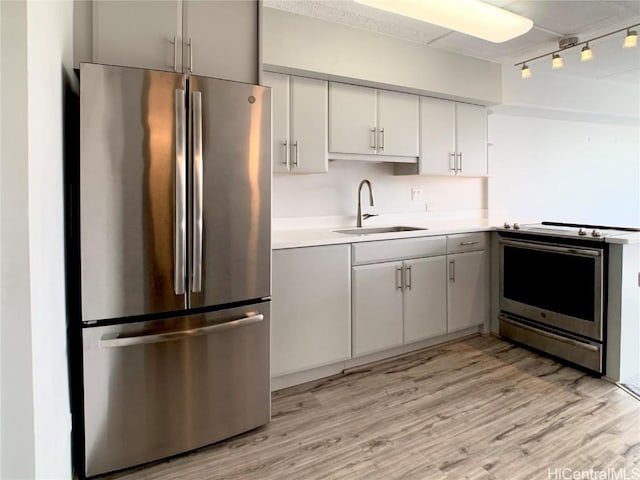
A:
174 89 187 295
99 313 264 348
192 91 204 293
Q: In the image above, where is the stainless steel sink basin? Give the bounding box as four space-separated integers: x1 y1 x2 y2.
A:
333 226 428 235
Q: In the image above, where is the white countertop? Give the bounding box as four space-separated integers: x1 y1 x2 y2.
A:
272 218 496 250
272 214 640 249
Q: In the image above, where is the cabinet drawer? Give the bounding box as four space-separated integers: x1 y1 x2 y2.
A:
446 232 488 254
352 236 446 265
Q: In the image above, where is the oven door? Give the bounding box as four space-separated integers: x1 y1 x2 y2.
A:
499 238 604 341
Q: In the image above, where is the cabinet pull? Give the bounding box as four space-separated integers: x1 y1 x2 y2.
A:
449 153 456 172
396 266 403 290
379 128 385 151
292 140 299 167
187 38 193 73
172 36 178 72
371 128 377 150
457 152 463 172
449 259 455 282
406 265 412 290
283 140 289 169
459 241 479 246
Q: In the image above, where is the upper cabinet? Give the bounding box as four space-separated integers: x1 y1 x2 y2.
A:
329 83 418 161
92 0 258 83
263 72 328 174
418 97 487 176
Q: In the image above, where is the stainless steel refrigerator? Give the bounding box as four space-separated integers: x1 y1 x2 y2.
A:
76 63 271 477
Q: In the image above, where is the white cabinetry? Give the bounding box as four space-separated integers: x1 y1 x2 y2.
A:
329 83 418 160
419 97 487 176
271 245 351 377
263 72 328 174
352 237 447 357
446 233 489 332
92 0 257 83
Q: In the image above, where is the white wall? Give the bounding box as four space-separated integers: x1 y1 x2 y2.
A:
263 7 501 105
26 1 74 478
0 1 73 478
0 2 36 478
488 114 640 227
273 161 486 219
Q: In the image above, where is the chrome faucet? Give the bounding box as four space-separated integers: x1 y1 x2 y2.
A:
357 179 377 227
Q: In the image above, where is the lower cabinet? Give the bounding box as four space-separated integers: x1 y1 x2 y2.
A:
271 245 351 377
447 249 489 333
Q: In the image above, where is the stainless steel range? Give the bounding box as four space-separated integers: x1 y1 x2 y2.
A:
497 222 638 374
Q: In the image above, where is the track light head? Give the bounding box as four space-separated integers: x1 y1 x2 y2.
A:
623 29 638 48
520 63 532 79
580 43 593 62
551 53 564 69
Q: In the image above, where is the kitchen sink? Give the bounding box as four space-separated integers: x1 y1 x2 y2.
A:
333 226 428 235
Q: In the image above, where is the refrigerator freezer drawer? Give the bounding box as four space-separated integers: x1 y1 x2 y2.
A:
82 302 270 477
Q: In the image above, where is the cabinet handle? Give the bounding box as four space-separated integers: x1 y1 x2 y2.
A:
449 259 455 282
283 140 289 169
406 265 412 290
396 266 403 290
371 128 377 150
449 153 456 172
460 241 479 246
172 36 178 72
292 140 299 167
457 152 463 172
187 38 193 73
379 128 385 151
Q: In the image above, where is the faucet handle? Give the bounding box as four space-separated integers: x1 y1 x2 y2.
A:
363 213 379 220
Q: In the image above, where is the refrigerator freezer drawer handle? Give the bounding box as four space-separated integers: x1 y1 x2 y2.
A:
99 314 264 348
174 89 187 295
192 91 204 292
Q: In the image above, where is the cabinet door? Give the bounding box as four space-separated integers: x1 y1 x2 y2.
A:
378 90 418 157
418 97 456 175
456 103 487 176
352 262 404 356
404 257 447 343
271 246 351 377
263 72 290 173
183 0 258 83
290 76 328 173
93 0 181 72
329 83 377 155
447 250 489 333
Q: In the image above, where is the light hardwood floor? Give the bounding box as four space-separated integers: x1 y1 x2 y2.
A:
105 336 640 480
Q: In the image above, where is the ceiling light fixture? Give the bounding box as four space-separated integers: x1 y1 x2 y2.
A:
551 53 563 69
580 43 593 62
623 29 638 48
354 0 533 43
515 23 640 79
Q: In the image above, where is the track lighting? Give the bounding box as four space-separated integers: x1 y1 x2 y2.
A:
515 23 639 79
623 29 638 48
580 43 593 62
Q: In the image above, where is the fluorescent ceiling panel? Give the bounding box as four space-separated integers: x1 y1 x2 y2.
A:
354 0 534 43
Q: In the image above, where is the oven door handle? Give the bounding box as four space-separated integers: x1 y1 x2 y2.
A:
498 238 601 257
499 315 600 352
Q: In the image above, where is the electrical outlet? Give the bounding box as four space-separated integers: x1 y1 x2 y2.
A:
411 188 423 201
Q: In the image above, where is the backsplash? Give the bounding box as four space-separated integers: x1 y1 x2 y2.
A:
273 160 487 218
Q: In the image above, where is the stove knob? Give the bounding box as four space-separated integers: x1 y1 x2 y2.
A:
592 229 601 237
503 222 512 229
578 228 588 236
513 223 521 230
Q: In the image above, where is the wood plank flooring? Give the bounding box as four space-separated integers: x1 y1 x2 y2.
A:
104 336 640 480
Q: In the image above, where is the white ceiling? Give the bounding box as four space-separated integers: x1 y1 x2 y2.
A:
264 0 640 84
